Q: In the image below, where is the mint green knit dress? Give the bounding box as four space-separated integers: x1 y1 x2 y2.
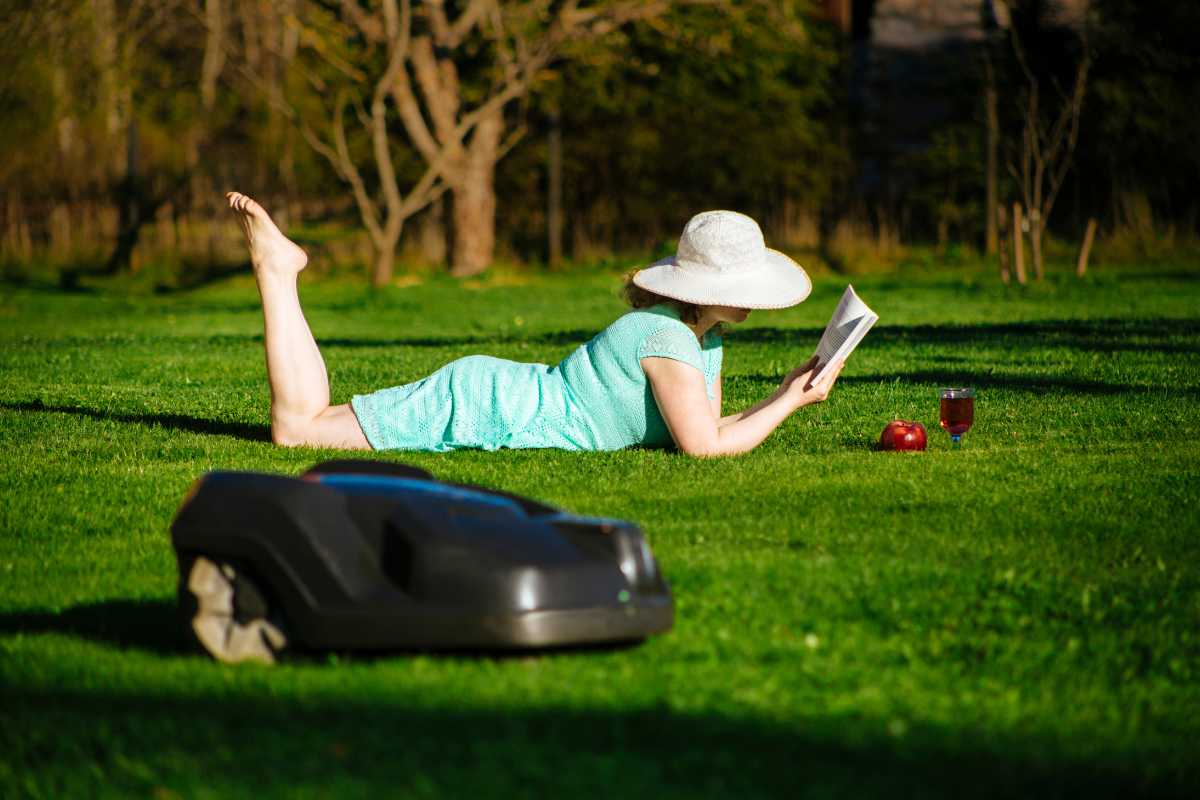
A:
349 303 722 452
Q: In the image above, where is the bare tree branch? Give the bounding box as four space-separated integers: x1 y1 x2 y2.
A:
426 0 490 48
331 92 383 242
410 35 461 145
391 65 444 163
340 0 385 43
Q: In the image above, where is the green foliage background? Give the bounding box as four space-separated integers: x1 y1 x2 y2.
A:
2 0 1197 280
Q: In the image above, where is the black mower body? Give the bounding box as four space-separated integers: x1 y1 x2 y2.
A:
171 461 673 651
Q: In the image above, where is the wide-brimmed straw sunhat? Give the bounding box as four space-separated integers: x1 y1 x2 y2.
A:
632 210 811 310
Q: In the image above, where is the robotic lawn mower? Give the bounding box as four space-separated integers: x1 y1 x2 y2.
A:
171 460 673 664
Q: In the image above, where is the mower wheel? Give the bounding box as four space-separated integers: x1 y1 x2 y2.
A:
184 556 289 665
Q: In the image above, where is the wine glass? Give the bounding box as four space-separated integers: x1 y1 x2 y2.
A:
939 387 975 447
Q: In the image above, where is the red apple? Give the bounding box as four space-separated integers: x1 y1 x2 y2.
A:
880 420 927 451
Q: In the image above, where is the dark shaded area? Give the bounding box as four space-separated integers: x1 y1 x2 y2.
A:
731 318 1200 356
848 372 1185 397
0 599 645 662
0 271 97 294
1111 270 1200 283
1 681 1193 798
152 260 253 293
318 329 597 350
734 370 1188 399
3 591 1197 794
315 317 1200 359
0 400 270 443
22 316 1195 358
0 599 189 656
51 259 253 294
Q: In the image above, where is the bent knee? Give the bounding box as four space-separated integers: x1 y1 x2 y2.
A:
271 414 312 447
271 406 370 450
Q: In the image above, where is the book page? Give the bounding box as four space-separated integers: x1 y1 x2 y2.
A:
811 285 878 384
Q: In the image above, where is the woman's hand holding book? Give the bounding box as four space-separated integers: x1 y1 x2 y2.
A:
781 356 845 409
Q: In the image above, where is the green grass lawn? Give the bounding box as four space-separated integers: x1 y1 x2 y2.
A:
2 265 1199 798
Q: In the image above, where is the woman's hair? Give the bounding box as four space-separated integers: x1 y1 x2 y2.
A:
621 271 702 324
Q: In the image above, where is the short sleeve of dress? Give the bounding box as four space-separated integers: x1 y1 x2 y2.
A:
636 325 705 375
702 333 723 400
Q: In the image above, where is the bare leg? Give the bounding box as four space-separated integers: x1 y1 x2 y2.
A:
227 192 370 449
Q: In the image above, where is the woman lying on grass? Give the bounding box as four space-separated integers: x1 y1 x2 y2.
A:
227 192 844 457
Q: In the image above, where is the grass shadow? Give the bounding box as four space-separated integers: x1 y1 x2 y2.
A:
733 318 1200 356
0 400 271 442
315 318 1200 358
0 599 189 655
0 597 654 664
0 270 97 294
153 260 253 293
318 328 597 350
2 683 1191 798
842 371 1188 397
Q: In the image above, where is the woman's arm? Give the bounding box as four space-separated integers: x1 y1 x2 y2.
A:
718 355 821 427
642 356 844 457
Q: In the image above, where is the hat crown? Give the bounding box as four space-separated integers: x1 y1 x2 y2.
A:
676 210 767 275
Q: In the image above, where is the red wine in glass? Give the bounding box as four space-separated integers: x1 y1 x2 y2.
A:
939 387 975 446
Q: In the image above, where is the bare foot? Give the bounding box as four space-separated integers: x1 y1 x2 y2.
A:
226 192 308 279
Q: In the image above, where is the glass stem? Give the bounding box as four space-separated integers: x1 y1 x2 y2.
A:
951 434 962 448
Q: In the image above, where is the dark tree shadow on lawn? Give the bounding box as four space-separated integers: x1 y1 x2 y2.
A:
2 599 1194 796
732 370 1191 398
307 318 1200 357
151 261 253 293
132 318 1200 359
0 400 271 442
3 680 1192 798
731 318 1200 356
1 271 97 294
843 371 1190 397
317 328 598 350
1101 269 1200 283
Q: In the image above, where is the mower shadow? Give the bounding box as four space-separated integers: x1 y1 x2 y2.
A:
0 598 647 662
4 683 1191 798
0 400 271 442
0 599 191 656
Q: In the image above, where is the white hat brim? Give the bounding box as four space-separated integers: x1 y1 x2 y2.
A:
631 249 812 310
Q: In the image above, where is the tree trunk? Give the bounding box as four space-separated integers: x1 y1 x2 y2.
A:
996 204 1010 283
278 0 300 221
201 0 225 112
547 112 563 268
419 197 447 265
370 231 400 288
1076 217 1097 277
984 71 999 255
450 109 502 277
1029 212 1044 281
1012 202 1027 285
91 0 122 172
106 118 142 274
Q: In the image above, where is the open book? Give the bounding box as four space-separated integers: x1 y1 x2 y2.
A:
812 285 879 384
